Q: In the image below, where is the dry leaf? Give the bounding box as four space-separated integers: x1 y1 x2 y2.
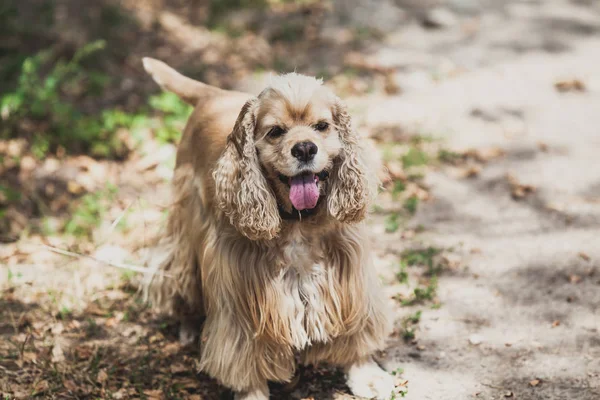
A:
529 379 541 387
579 252 590 262
97 369 108 384
465 147 505 163
34 380 50 393
552 320 561 328
170 363 187 374
537 141 549 152
64 379 77 392
143 389 164 400
507 173 536 199
555 79 586 92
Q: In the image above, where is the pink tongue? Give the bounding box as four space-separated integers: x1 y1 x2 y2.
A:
289 174 319 211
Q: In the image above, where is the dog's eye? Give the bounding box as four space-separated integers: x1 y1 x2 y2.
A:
313 122 329 132
268 126 286 138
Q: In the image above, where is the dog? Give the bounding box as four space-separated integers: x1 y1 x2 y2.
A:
143 57 394 400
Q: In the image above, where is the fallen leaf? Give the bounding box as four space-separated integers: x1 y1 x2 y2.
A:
67 181 84 194
529 379 541 387
552 320 561 328
579 252 590 262
465 147 505 163
537 141 549 152
64 379 77 392
23 351 37 362
507 173 536 199
97 369 108 384
143 389 164 400
555 79 586 92
34 380 50 394
170 363 187 374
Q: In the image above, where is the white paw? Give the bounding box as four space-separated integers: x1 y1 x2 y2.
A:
178 323 198 346
346 360 395 400
233 387 269 400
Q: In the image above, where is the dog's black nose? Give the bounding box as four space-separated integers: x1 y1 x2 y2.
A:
291 141 318 162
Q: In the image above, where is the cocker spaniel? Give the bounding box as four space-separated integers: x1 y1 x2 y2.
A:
143 58 394 400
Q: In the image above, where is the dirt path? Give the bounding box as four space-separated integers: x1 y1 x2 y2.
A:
364 33 600 400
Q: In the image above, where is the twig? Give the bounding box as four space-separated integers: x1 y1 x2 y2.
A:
41 244 172 277
109 199 134 232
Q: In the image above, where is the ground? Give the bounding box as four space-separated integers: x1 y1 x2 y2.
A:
1 0 600 399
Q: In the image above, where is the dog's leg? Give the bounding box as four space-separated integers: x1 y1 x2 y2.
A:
200 311 294 399
301 264 394 399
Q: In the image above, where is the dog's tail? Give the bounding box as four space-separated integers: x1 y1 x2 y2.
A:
142 57 219 106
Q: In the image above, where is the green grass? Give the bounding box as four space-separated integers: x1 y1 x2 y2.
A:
402 147 429 168
385 213 401 233
403 196 419 215
63 184 118 238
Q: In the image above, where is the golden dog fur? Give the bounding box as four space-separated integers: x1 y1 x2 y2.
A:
143 58 394 400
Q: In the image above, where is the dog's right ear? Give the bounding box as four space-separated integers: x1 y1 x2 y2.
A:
212 98 281 241
142 57 212 106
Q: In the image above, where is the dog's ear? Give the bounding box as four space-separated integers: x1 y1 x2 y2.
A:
328 97 378 224
213 98 281 240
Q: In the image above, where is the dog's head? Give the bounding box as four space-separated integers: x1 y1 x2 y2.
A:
213 73 377 240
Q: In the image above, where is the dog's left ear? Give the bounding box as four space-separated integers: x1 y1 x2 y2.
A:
213 98 281 240
328 97 378 224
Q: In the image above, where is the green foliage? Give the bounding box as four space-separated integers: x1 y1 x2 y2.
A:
402 147 429 168
402 247 441 269
402 278 438 306
391 181 406 200
403 196 419 214
0 41 133 158
438 148 463 164
63 184 118 238
396 261 409 284
148 92 192 144
385 213 400 233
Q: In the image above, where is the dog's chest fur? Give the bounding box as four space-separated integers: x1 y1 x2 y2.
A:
278 229 335 349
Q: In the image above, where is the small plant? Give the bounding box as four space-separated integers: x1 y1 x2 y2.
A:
63 184 118 238
148 92 192 144
391 181 406 200
385 213 400 233
402 147 428 168
438 149 463 164
396 261 409 284
403 196 419 215
402 278 438 306
402 247 441 269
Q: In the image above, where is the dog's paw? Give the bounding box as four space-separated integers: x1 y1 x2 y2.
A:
178 323 198 346
233 386 269 400
346 360 394 400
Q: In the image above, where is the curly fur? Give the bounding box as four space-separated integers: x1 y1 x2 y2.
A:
142 57 393 400
213 98 281 241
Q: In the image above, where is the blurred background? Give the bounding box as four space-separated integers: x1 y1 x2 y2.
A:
1 0 600 399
